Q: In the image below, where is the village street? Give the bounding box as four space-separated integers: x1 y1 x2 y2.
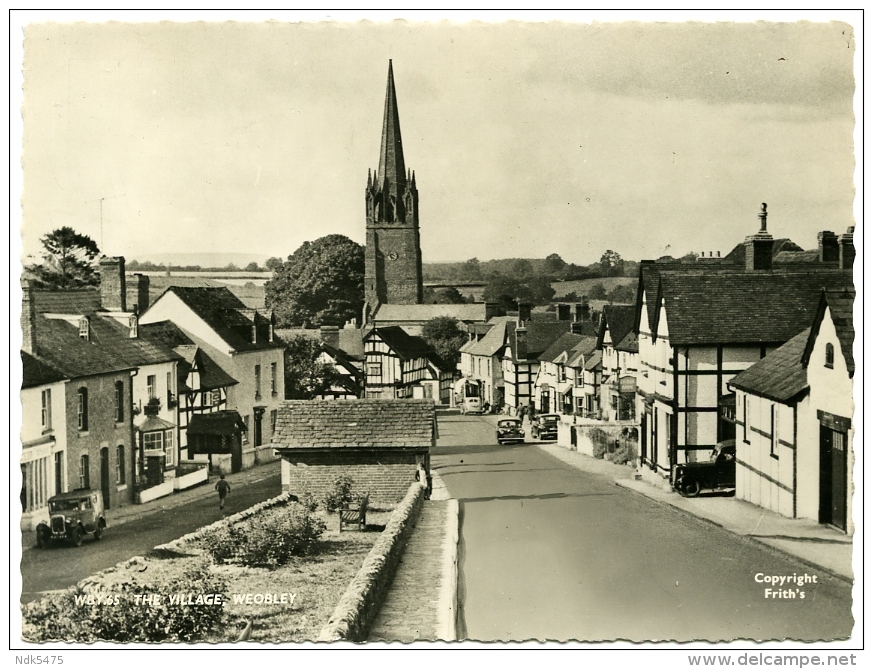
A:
432 413 854 643
18 469 282 604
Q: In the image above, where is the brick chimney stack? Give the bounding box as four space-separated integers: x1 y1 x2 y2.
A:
817 231 839 263
126 273 150 315
320 325 340 350
744 203 774 271
839 226 855 269
515 326 528 361
100 256 127 311
557 304 571 321
21 278 36 355
574 303 584 322
517 303 532 324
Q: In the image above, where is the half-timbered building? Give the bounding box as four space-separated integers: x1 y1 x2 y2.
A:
363 326 450 401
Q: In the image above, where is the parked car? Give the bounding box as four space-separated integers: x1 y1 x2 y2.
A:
531 413 560 441
673 440 736 498
496 418 525 445
36 489 106 548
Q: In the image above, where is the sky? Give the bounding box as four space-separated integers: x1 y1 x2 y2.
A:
16 13 858 266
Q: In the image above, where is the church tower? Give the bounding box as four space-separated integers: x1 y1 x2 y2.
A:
365 61 423 312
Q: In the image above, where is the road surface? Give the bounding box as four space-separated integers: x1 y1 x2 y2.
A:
432 413 853 642
19 469 282 604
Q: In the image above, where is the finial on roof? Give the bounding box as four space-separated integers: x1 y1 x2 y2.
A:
758 202 768 233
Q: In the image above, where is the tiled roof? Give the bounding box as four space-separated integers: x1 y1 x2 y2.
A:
658 269 853 345
773 250 821 264
505 320 572 362
158 286 282 352
272 399 435 449
21 351 66 389
728 329 810 402
373 303 489 323
566 336 599 368
34 313 181 379
31 289 101 315
805 287 855 376
584 349 603 371
615 330 639 353
187 411 247 436
141 320 196 348
141 321 237 389
599 304 636 349
538 333 586 363
466 320 510 357
366 326 433 361
723 238 804 264
275 327 364 361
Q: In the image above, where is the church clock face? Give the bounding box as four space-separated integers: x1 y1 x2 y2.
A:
387 251 399 261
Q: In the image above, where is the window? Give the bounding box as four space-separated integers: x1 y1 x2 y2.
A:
41 388 52 430
143 431 164 452
115 381 124 422
128 314 138 338
270 409 278 436
167 372 173 404
77 388 89 431
212 390 221 407
559 365 566 383
116 445 125 484
79 454 90 489
743 395 749 443
367 362 382 377
255 365 261 399
54 451 63 495
825 343 835 369
78 317 89 340
147 375 156 399
270 363 277 396
165 430 175 466
242 416 250 444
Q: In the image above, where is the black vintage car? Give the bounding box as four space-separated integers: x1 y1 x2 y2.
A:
496 418 525 445
530 413 560 441
36 489 106 548
674 440 736 498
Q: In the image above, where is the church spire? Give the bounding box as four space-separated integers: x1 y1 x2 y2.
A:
377 60 406 190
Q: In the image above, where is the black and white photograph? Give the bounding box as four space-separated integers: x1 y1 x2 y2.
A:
10 9 862 659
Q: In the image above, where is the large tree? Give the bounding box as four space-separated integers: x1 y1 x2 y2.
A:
421 316 468 370
282 335 353 399
266 235 364 327
28 227 101 289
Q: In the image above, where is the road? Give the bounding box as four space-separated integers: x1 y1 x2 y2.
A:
432 413 854 642
19 469 282 604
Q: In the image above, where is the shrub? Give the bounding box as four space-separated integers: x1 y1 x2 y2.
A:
22 560 226 642
590 428 608 459
322 475 355 513
200 503 327 569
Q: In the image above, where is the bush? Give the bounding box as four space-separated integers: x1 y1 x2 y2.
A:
322 475 355 513
590 428 608 459
200 503 326 569
22 560 226 642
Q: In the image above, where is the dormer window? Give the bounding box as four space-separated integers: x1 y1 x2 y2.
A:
78 316 90 340
825 343 835 369
128 314 138 339
252 322 258 344
268 322 274 342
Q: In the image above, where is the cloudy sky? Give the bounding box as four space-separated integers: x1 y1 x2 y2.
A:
17 14 857 266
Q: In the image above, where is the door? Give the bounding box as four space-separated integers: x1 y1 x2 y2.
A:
100 447 111 510
231 434 243 473
640 412 648 464
540 391 550 414
253 408 264 447
819 426 848 531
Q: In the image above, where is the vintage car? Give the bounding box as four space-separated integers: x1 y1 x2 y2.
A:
496 418 525 445
36 489 106 548
530 413 560 441
674 440 737 498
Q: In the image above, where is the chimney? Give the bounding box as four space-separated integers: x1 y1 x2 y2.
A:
817 231 839 263
100 256 127 311
251 312 258 344
574 303 583 322
515 326 528 361
839 226 855 270
485 302 500 321
517 303 532 324
557 304 571 321
320 325 340 350
21 278 36 355
126 273 150 315
744 203 774 271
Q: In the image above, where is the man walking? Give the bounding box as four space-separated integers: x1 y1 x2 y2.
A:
215 474 231 510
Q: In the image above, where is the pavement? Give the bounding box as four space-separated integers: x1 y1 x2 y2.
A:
20 460 281 553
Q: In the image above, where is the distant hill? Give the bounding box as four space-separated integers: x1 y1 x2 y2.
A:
552 276 636 298
129 252 269 268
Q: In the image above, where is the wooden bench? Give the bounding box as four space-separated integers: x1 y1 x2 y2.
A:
339 495 369 532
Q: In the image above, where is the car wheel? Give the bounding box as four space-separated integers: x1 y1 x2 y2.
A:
677 477 701 498
70 526 84 547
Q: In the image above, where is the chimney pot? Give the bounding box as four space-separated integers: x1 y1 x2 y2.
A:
817 230 839 263
838 229 855 270
21 278 37 355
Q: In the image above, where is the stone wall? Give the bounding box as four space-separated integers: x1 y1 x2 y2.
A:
557 416 639 459
318 482 425 641
280 449 423 505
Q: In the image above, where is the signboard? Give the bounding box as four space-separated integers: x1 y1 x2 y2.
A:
619 375 637 394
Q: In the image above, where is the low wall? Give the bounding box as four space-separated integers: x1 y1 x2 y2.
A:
173 465 208 491
318 482 425 642
255 444 279 464
557 416 639 458
437 498 460 641
138 479 174 504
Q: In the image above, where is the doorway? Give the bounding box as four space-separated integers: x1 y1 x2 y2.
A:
819 424 848 531
100 447 111 510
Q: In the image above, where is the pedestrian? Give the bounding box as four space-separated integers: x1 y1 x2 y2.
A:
215 474 231 510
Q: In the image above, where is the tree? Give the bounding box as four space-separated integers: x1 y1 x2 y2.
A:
28 227 101 289
421 316 468 370
511 259 534 277
544 253 566 275
283 335 352 399
588 282 608 300
461 257 482 280
265 257 284 272
607 283 636 304
432 287 466 304
555 290 579 302
600 250 625 278
244 261 260 272
265 235 364 327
